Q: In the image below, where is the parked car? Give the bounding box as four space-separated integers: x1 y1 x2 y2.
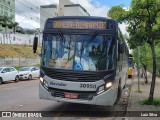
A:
18 66 40 80
0 67 19 85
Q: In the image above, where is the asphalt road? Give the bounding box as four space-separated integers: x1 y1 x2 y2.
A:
0 78 132 120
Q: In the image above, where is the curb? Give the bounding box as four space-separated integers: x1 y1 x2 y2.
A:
125 76 134 120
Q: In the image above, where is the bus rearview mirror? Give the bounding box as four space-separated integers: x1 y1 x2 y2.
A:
33 37 38 53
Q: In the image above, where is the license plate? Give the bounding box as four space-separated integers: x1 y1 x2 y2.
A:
64 93 79 99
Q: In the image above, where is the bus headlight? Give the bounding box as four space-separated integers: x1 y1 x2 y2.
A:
40 77 49 90
43 80 49 90
40 77 44 83
97 85 105 94
97 82 113 94
106 82 113 89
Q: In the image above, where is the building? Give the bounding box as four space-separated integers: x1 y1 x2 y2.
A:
40 0 90 31
58 0 73 16
0 0 15 32
40 4 58 32
59 0 89 16
64 4 90 16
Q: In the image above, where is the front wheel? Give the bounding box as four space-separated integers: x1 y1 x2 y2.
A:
28 75 32 80
15 75 19 82
114 84 122 105
0 77 3 85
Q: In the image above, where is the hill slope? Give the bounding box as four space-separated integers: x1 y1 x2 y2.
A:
0 44 41 58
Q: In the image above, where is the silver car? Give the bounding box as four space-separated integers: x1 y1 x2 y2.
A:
18 66 40 80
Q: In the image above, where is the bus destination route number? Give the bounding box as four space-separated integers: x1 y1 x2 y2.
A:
80 83 96 89
53 20 106 29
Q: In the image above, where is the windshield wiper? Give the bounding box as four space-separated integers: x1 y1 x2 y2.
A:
57 30 71 50
57 30 65 43
82 31 98 50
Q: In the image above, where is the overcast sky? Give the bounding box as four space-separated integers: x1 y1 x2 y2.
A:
15 0 130 34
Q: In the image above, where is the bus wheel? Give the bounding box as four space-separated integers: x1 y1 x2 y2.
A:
123 74 128 89
114 84 122 105
0 77 3 85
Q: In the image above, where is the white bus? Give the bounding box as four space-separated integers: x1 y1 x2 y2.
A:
33 16 128 106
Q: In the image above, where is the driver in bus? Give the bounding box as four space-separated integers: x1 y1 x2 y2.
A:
74 46 96 71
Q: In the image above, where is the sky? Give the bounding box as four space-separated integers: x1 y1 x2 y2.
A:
15 0 131 34
97 0 131 7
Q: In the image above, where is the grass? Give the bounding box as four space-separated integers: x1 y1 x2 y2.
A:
139 98 160 106
0 44 41 58
15 66 24 70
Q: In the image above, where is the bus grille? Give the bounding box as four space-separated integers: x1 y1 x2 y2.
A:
41 66 112 82
49 88 96 100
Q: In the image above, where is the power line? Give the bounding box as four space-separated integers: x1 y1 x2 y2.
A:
16 0 55 18
15 2 53 25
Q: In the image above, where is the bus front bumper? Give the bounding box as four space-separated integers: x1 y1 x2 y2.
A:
39 83 117 106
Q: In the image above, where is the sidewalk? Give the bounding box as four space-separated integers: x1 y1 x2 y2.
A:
126 71 160 120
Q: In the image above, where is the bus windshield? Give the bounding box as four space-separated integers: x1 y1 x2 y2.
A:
41 33 115 71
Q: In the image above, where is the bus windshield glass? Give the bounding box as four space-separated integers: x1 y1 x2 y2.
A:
41 34 115 71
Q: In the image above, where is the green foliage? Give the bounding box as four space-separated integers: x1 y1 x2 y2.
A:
24 29 37 34
107 6 127 23
139 98 160 106
108 0 160 101
0 16 21 33
35 64 40 67
0 16 13 32
15 64 40 70
128 0 160 47
133 43 151 63
15 66 24 70
133 43 160 75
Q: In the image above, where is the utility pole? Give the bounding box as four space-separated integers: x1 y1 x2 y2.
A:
138 46 141 92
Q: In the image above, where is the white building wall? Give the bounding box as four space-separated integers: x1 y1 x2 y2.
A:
64 5 90 16
40 5 58 32
40 1 90 31
79 7 89 16
64 6 79 16
59 0 73 16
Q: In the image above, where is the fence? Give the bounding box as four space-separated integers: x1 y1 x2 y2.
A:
0 57 40 67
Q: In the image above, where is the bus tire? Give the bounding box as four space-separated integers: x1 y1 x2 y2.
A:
0 77 3 85
114 83 122 105
123 74 128 89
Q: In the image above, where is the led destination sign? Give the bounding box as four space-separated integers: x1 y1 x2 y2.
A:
53 20 106 29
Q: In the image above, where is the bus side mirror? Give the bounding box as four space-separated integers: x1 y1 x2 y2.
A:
33 37 38 53
118 42 125 54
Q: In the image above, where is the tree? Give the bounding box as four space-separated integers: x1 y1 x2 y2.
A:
107 6 127 23
133 43 151 83
128 0 160 102
108 0 160 102
12 22 19 33
0 16 13 33
16 26 25 34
